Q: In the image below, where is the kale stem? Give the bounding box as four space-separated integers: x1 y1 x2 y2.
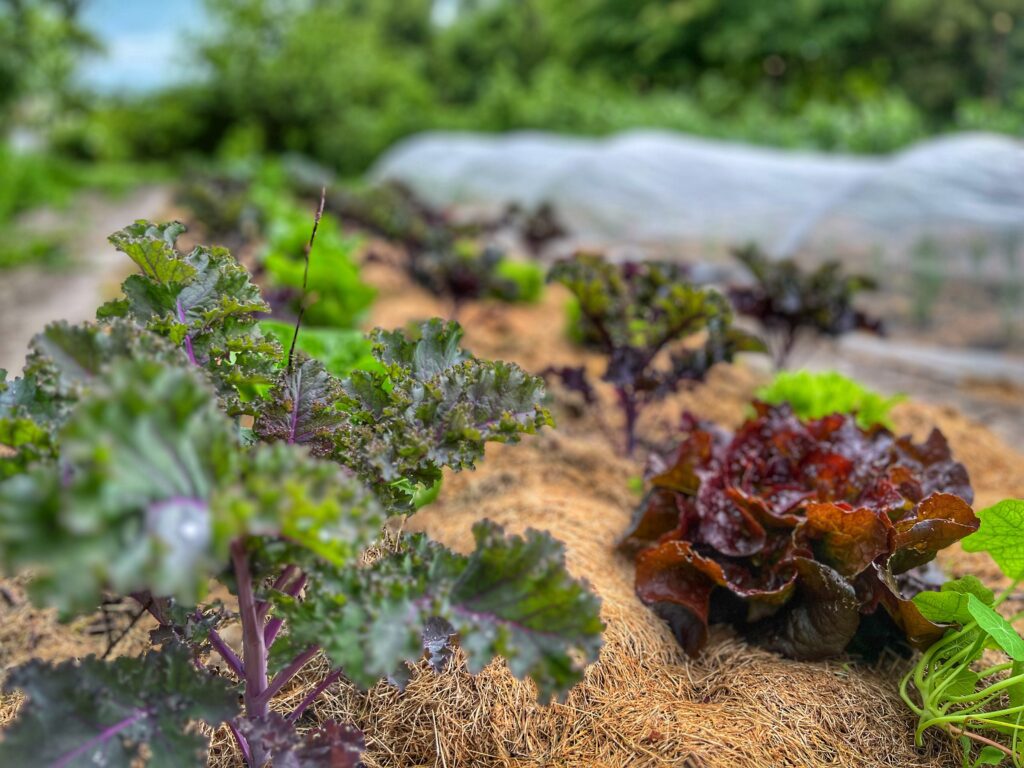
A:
208 627 245 679
265 574 306 648
176 299 198 366
227 720 252 767
231 539 269 764
255 565 299 623
256 646 319 707
287 669 344 723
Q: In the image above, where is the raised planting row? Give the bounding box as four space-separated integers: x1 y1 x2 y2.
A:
0 220 603 766
0 193 1015 766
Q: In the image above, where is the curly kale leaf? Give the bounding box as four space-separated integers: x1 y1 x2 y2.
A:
218 441 382 567
337 319 552 511
274 522 603 701
0 360 239 615
99 220 280 413
549 253 763 454
253 358 346 457
0 646 238 768
0 320 189 476
0 369 56 477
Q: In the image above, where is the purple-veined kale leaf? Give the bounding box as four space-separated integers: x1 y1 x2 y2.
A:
0 645 238 768
271 521 603 702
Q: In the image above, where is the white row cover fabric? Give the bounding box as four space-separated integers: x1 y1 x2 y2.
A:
372 130 1024 256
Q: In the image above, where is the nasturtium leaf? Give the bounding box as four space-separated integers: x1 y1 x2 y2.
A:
913 591 973 625
943 667 982 699
0 360 238 614
972 746 1009 767
962 499 1024 580
0 646 237 768
275 522 603 701
914 574 997 625
966 594 1024 661
253 358 346 456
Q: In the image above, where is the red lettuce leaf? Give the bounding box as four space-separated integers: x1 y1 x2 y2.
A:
626 403 978 659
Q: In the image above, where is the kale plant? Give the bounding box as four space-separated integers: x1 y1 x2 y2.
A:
0 221 603 767
332 182 544 315
903 499 1024 766
622 402 978 660
547 253 764 455
728 244 883 368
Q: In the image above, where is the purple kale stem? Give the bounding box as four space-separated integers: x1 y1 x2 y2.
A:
256 565 298 623
176 298 198 366
227 720 253 767
208 627 245 679
287 669 343 723
231 540 269 732
255 646 319 708
51 708 150 768
264 574 306 648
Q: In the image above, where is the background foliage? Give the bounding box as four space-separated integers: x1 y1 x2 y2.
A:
11 0 1021 176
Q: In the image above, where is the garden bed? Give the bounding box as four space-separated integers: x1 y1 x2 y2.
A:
1 249 1021 768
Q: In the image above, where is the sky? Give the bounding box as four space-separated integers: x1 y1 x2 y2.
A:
77 0 207 93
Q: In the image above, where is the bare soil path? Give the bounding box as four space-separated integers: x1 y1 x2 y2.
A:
0 185 172 374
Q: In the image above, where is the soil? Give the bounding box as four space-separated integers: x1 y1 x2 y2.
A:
1 236 1023 767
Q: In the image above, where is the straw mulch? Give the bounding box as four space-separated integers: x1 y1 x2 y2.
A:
3 272 1022 767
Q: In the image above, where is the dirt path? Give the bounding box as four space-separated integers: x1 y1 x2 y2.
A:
0 185 172 374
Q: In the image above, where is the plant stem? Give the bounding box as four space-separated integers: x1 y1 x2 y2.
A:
617 388 639 456
231 539 269 766
176 299 198 366
265 574 306 648
227 720 253 767
946 723 1015 760
208 628 245 679
287 186 326 374
288 669 344 722
256 565 299 623
256 646 319 707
